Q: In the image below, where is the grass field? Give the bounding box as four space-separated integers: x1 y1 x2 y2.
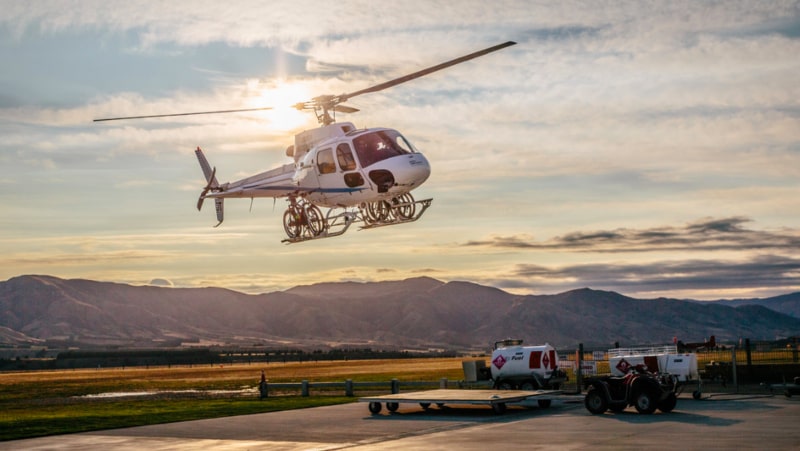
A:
0 358 466 441
4 351 793 441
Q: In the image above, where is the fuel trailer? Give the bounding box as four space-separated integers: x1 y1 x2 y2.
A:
360 339 565 415
489 339 568 392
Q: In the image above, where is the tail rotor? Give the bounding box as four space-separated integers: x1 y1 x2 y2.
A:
195 147 225 226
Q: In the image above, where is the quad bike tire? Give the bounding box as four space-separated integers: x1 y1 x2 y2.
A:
633 389 657 414
658 392 677 413
584 387 608 414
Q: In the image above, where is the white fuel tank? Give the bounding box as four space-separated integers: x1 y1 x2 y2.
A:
490 342 560 380
609 345 699 382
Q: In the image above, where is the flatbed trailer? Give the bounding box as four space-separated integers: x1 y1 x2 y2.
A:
359 388 561 414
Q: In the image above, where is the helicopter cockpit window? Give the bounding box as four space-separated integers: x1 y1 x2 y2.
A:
353 130 417 168
317 148 335 174
336 143 357 171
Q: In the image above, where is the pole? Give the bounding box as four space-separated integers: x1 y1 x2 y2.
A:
259 370 268 399
731 346 738 393
576 343 584 394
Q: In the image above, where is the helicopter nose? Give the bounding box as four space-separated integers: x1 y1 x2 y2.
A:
407 154 431 186
397 153 430 188
369 154 431 193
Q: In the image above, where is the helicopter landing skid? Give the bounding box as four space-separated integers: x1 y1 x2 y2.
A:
360 198 432 230
281 198 432 244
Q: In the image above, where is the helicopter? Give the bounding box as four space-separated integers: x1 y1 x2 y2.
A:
95 41 516 243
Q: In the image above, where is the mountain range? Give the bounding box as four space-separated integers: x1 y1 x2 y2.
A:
2 275 799 351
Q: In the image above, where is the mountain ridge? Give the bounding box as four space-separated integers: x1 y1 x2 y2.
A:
1 275 798 350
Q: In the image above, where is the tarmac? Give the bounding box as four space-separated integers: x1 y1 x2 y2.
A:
4 392 799 450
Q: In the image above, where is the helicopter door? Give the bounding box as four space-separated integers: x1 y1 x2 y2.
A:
314 143 365 205
335 143 365 189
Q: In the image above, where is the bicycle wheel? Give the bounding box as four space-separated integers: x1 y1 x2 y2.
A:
304 204 325 237
283 208 301 239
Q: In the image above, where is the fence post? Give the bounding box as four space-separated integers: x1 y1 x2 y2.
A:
744 338 753 383
391 378 399 394
731 347 738 393
440 377 448 389
345 379 353 397
302 380 309 397
259 370 268 399
576 343 584 394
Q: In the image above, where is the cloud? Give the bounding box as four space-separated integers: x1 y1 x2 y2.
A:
463 217 800 253
1 1 799 302
148 278 174 287
506 254 800 297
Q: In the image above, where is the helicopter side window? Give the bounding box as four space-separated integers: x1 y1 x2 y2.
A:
317 148 335 174
353 130 414 168
336 143 357 171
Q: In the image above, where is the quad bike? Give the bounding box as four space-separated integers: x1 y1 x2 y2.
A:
583 364 678 414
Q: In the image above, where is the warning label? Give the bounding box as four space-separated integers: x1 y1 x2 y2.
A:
492 354 507 370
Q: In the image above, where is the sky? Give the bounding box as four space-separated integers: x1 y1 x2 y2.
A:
1 0 799 300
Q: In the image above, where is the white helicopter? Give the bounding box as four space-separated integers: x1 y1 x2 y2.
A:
95 41 516 243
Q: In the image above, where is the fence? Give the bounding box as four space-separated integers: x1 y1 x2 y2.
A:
557 342 800 392
259 343 800 398
257 378 451 398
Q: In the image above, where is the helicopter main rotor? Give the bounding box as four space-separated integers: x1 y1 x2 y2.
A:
93 41 516 125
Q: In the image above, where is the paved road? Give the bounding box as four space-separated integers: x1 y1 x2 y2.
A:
5 393 799 450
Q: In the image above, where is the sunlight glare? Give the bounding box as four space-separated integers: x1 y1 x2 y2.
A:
248 80 315 131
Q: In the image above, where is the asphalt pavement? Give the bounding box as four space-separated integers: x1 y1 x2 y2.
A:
4 393 799 450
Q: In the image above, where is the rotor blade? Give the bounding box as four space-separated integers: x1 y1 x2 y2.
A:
333 105 360 114
93 107 273 122
341 41 516 101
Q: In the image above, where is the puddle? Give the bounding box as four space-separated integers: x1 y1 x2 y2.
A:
76 388 258 399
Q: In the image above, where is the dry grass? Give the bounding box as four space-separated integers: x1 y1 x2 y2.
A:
0 357 467 387
0 357 469 405
0 357 469 441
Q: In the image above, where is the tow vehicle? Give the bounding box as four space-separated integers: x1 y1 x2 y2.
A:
583 364 678 414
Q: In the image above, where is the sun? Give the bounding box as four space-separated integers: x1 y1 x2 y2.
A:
247 80 315 132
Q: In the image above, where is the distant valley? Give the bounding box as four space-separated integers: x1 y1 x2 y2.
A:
1 275 799 351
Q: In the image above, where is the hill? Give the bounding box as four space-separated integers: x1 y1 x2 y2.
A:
1 275 799 350
714 292 800 318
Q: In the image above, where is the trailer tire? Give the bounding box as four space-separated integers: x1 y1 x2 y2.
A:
584 387 608 414
537 399 552 408
633 390 657 414
492 402 507 414
386 402 399 412
368 402 382 414
658 392 677 413
419 402 431 410
692 390 702 400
